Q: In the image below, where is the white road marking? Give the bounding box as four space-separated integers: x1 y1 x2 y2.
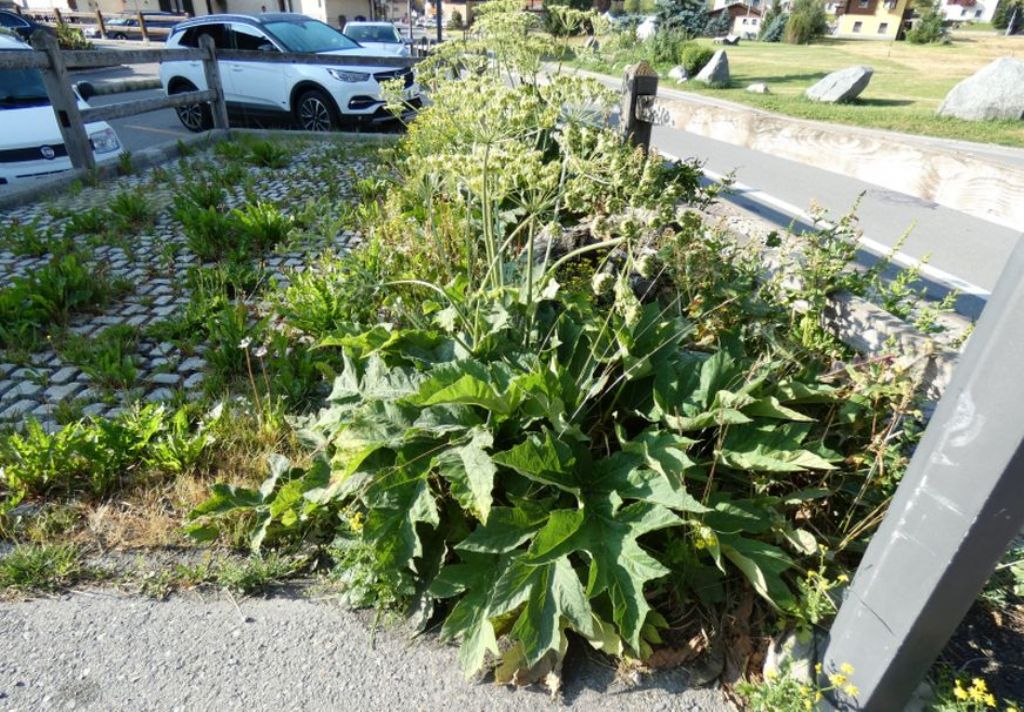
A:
660 149 991 298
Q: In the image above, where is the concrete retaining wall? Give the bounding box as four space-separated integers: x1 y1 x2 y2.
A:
647 93 1024 231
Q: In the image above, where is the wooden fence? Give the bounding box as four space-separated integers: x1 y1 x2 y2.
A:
0 30 419 171
11 5 191 42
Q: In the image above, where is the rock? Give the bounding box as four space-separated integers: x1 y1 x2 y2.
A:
763 629 826 684
746 82 769 94
805 65 873 103
694 49 730 87
713 34 740 45
937 57 1024 121
668 65 688 82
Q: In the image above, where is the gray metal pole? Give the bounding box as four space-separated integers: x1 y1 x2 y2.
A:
821 233 1024 709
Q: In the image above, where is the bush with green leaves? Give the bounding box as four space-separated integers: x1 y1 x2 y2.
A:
681 44 715 75
784 0 828 44
184 0 920 687
1 405 213 512
907 0 949 44
655 0 709 37
761 11 788 41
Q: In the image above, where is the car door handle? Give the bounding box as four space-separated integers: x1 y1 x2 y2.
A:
231 66 243 71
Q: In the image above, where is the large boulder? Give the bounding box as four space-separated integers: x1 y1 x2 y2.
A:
668 65 688 82
937 57 1024 121
695 49 730 87
805 65 873 103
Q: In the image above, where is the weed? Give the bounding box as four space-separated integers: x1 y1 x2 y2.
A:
118 150 134 176
245 139 291 169
231 201 294 252
214 552 305 595
0 543 86 593
60 324 139 390
64 208 108 237
108 191 156 231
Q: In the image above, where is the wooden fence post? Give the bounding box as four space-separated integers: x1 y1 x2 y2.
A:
199 34 229 130
30 30 95 172
620 61 658 153
137 12 151 43
53 7 64 25
95 9 107 39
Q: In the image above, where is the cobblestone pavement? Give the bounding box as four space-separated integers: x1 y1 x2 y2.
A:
0 138 370 432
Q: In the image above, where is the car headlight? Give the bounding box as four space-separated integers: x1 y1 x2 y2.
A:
328 68 370 83
89 127 120 154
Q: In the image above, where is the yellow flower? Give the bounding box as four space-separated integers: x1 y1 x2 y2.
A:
844 684 859 697
347 511 365 533
829 673 848 686
954 686 969 701
765 669 777 681
804 701 812 711
984 694 996 708
815 692 823 703
840 663 855 675
972 679 989 694
814 663 823 675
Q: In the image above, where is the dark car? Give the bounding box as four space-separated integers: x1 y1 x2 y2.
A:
0 10 54 42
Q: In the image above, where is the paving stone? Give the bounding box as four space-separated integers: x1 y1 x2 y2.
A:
81 403 106 418
1 399 37 419
183 372 205 390
180 357 205 372
150 373 182 387
45 382 83 402
147 387 176 403
126 315 149 327
1 381 41 402
50 366 79 385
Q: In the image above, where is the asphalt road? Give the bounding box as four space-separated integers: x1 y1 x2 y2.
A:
652 127 1023 319
0 591 731 711
91 89 192 152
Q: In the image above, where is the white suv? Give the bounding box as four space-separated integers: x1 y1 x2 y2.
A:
160 13 421 132
1 34 123 187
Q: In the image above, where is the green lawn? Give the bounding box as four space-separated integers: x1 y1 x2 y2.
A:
577 33 1024 148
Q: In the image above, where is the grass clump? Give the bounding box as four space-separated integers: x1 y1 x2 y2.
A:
61 324 140 390
0 543 86 593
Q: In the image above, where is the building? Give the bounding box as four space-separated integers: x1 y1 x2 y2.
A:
940 0 997 23
706 1 762 37
833 0 913 39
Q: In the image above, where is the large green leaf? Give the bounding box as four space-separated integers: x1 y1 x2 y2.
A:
456 502 552 553
594 450 707 513
491 429 579 495
362 449 440 573
490 555 595 667
429 552 507 675
436 427 497 523
720 535 796 609
720 423 837 473
408 361 519 415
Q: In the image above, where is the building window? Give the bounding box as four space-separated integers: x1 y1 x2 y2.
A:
975 8 982 15
878 21 888 32
858 0 869 7
853 20 863 31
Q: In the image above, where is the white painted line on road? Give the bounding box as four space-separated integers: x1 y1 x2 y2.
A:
660 150 991 298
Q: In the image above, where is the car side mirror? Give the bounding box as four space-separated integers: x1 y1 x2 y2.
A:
76 81 95 101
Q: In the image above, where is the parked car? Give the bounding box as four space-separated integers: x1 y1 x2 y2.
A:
0 34 123 187
0 9 55 42
87 12 179 41
342 21 410 57
159 13 422 132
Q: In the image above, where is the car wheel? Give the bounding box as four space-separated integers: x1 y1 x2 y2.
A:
295 89 340 132
170 80 212 132
113 32 127 40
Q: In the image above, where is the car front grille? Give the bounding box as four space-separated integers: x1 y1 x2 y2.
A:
373 69 414 88
0 144 69 164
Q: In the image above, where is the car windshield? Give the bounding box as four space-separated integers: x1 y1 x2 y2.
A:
263 19 359 53
0 66 50 108
346 25 401 43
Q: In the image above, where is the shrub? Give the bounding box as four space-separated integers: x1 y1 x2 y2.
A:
704 11 731 37
681 44 714 74
761 11 788 41
906 0 949 43
784 0 828 43
447 9 464 29
655 0 708 36
643 29 690 63
55 24 92 50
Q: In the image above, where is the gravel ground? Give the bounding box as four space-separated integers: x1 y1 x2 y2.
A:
0 591 733 712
